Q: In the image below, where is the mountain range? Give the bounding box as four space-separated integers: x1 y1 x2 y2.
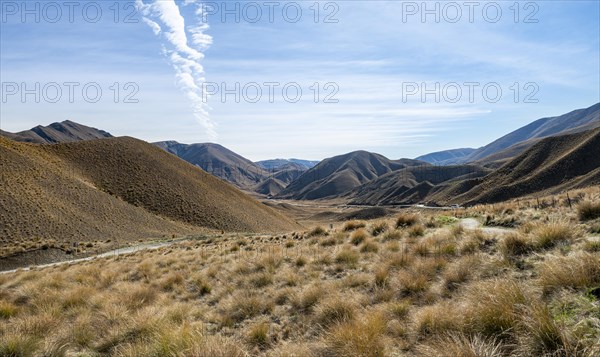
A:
0 120 112 144
2 102 599 209
416 103 600 166
277 151 426 200
256 159 319 171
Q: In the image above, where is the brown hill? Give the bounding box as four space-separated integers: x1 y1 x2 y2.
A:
44 137 299 232
452 127 600 205
0 136 196 258
415 148 476 165
270 167 305 185
277 151 426 200
154 141 268 190
0 120 112 144
464 102 600 163
0 136 299 260
254 177 286 196
348 165 491 205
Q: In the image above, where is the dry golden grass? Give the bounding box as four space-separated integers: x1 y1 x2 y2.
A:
538 252 600 294
577 200 600 221
343 220 366 231
2 200 600 356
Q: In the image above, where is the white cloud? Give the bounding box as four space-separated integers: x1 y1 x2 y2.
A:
137 0 215 139
141 18 161 35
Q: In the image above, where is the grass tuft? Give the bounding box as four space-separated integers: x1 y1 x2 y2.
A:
343 220 366 231
396 213 419 228
577 201 600 221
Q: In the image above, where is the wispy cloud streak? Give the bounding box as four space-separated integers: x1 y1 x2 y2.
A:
136 0 215 139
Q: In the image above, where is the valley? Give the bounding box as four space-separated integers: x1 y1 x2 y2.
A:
0 103 599 356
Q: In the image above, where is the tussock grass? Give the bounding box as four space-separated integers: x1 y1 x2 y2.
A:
531 221 578 250
500 233 531 257
0 300 18 319
307 226 326 237
442 255 481 293
3 196 600 356
324 312 387 357
538 252 600 293
0 333 38 357
335 247 359 265
396 213 419 228
407 224 425 237
577 201 600 221
381 229 403 242
414 303 462 335
359 240 379 253
350 228 368 245
416 334 505 357
225 293 273 324
462 279 527 338
370 221 389 236
343 220 366 231
314 296 357 327
517 303 574 356
246 321 271 349
292 285 325 311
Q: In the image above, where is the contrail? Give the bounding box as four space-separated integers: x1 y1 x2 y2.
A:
136 0 215 139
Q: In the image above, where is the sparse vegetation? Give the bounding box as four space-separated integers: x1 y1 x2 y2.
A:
2 194 600 356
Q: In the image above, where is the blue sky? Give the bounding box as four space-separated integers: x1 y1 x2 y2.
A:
1 0 599 161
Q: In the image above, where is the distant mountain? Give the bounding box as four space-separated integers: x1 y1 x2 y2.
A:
347 164 491 205
0 120 112 144
277 150 426 200
414 103 600 166
254 177 286 196
415 148 476 165
154 141 268 190
449 127 600 205
464 102 600 163
256 158 319 171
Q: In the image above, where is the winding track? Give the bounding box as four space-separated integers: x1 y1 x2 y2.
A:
2 218 513 275
459 217 514 235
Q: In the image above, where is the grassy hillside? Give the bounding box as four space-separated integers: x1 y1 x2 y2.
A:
464 102 600 163
1 189 598 356
0 137 196 259
154 141 268 190
0 136 300 263
454 128 600 205
44 137 299 232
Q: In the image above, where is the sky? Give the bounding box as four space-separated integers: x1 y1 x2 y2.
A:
1 0 599 161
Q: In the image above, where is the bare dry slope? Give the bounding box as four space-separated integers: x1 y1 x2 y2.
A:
154 141 268 190
44 137 300 233
454 127 600 204
0 137 196 258
348 165 491 205
278 151 425 200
